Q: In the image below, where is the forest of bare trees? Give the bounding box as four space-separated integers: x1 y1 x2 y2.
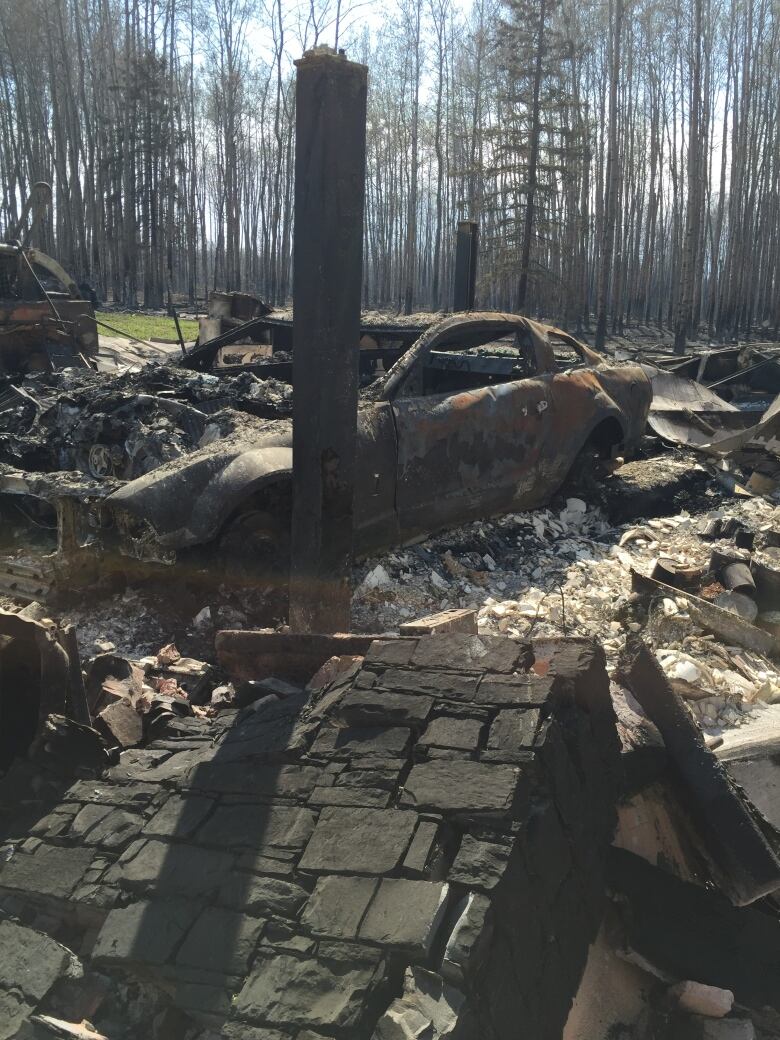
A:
1 0 779 346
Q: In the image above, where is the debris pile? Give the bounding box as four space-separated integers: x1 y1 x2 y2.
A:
353 476 780 735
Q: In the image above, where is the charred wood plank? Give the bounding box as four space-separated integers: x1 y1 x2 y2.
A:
617 636 780 905
288 50 368 633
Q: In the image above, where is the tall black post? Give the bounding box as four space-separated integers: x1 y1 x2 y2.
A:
289 49 368 633
453 219 479 311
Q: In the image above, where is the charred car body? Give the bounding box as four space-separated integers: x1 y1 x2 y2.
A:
0 312 651 591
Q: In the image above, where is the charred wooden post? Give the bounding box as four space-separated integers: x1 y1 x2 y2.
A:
289 49 368 633
617 635 780 906
453 219 479 311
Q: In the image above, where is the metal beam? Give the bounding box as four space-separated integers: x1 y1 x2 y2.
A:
453 219 479 311
288 49 368 633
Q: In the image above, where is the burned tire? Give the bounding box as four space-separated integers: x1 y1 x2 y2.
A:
218 507 290 591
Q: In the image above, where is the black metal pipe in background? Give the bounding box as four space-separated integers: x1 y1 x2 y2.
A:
453 219 479 312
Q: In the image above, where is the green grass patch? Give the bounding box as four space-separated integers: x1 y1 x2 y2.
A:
95 310 200 343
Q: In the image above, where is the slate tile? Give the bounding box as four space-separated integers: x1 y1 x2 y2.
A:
358 878 449 956
177 906 265 974
197 803 316 851
301 875 379 938
402 760 524 816
488 709 540 751
411 633 528 673
93 899 199 965
476 674 555 706
298 807 417 875
419 715 484 751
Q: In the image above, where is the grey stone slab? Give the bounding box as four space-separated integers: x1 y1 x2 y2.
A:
402 760 523 816
188 762 321 799
109 747 208 784
236 851 297 877
68 804 114 839
177 906 265 974
476 673 554 706
0 844 95 901
0 989 32 1040
336 765 403 791
299 807 417 875
359 879 449 956
197 803 317 851
218 874 308 918
308 785 390 809
93 899 199 965
364 639 418 667
338 688 434 727
220 1024 289 1040
146 795 216 839
310 725 410 758
411 634 528 673
29 806 79 840
0 920 76 1001
448 834 513 890
80 808 144 851
419 715 484 751
402 818 440 877
62 780 158 807
234 950 381 1029
379 669 480 701
442 892 492 984
301 875 379 938
488 709 540 751
105 839 232 895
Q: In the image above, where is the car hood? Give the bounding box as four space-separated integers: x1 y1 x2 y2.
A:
106 418 293 548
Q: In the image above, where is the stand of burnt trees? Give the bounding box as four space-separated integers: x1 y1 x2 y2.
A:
1 0 779 345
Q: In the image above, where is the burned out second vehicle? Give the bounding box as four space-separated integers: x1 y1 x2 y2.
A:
0 313 651 592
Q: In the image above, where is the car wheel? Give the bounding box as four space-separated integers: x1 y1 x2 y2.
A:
218 507 290 588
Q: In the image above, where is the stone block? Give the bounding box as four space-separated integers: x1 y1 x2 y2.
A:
309 786 390 809
79 809 144 851
372 967 465 1040
476 674 554 706
234 950 382 1029
310 725 410 758
0 844 95 901
403 818 440 877
419 715 484 751
448 835 513 890
299 807 417 875
400 609 478 635
197 804 316 851
218 873 308 918
668 981 734 1018
364 639 418 668
301 875 379 938
442 892 492 984
177 907 265 974
379 669 480 701
338 689 434 727
402 760 524 817
411 633 528 674
0 990 32 1040
0 920 77 1001
95 698 143 748
105 839 232 895
488 709 540 751
146 794 216 839
359 879 449 956
92 899 199 965
189 762 321 799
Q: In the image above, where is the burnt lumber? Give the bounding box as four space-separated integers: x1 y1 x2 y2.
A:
609 847 780 1013
288 50 368 634
617 636 780 905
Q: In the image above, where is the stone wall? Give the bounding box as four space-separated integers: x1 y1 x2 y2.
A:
0 633 621 1039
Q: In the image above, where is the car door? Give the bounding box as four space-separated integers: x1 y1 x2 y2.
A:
390 351 552 542
353 401 400 553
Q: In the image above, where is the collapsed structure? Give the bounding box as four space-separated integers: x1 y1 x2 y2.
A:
4 47 780 1040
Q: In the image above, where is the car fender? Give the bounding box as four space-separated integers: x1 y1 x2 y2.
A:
107 445 292 548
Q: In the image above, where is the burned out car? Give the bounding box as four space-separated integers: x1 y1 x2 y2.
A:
0 313 651 588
